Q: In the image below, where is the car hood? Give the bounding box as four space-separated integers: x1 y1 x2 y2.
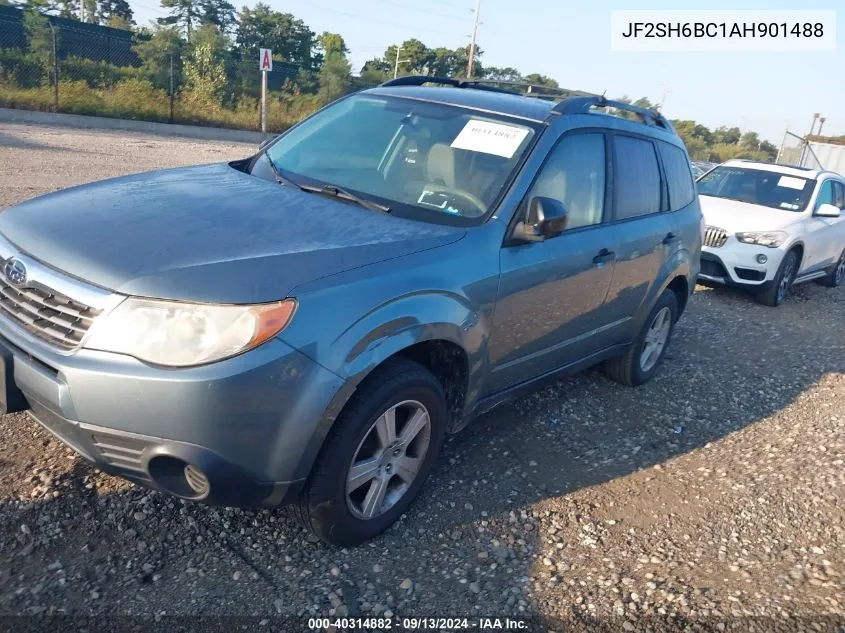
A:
698 195 802 232
0 163 465 303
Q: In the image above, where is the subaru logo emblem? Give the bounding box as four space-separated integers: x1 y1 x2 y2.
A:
3 257 27 287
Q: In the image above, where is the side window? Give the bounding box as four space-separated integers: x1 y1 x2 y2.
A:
832 181 845 210
614 136 662 219
657 142 696 210
526 133 606 230
816 180 835 210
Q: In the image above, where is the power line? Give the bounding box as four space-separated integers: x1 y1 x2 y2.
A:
306 3 464 38
375 0 468 22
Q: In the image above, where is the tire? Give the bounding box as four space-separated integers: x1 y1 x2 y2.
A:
295 358 447 546
604 289 678 387
755 249 799 307
820 248 845 288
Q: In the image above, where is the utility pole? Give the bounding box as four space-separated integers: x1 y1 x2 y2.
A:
393 47 410 79
466 0 481 78
817 117 826 137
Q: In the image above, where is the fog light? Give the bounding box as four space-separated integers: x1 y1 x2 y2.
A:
756 254 768 264
184 464 210 496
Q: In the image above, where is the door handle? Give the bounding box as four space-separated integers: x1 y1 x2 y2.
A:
593 249 615 266
662 232 678 245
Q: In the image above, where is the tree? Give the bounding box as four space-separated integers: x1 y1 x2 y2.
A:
482 66 523 82
359 60 389 85
134 25 184 90
158 0 200 39
523 73 558 88
318 31 347 57
23 7 55 79
318 48 351 104
199 0 235 34
234 4 318 71
739 131 760 150
713 126 741 145
183 23 227 102
98 0 134 26
759 140 778 160
383 39 431 76
81 0 95 22
632 96 653 109
56 0 78 19
692 123 713 145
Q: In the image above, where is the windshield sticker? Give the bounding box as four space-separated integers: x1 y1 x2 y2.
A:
417 190 462 214
780 202 800 210
777 176 806 190
450 120 529 158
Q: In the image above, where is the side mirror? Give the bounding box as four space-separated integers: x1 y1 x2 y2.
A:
815 203 841 218
513 197 569 243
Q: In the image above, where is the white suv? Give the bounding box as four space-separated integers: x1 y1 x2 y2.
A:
696 160 845 306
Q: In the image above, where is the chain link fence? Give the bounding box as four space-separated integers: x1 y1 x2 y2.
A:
0 5 374 132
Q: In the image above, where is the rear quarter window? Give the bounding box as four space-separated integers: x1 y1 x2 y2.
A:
657 142 696 210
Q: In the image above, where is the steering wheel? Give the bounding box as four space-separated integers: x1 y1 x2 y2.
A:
418 184 488 217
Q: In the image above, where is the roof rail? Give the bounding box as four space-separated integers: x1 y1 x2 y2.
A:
553 96 674 132
379 76 520 96
378 76 600 101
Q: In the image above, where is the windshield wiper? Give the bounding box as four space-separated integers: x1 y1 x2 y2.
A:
265 154 304 190
300 183 391 214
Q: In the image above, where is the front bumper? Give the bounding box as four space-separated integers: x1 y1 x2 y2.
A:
699 239 785 288
0 313 348 508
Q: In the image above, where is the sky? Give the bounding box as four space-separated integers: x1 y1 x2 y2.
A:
130 0 843 144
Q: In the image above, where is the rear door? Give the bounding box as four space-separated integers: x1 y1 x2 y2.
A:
600 134 675 330
656 140 703 279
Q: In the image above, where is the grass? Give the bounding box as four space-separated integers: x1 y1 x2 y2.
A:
0 79 323 133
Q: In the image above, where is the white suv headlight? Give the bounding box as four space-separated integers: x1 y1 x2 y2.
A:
735 231 788 248
84 297 297 367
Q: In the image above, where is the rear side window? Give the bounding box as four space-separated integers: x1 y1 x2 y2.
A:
614 136 662 219
657 142 696 210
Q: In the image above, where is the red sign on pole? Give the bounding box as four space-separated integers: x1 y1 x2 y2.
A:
259 48 273 72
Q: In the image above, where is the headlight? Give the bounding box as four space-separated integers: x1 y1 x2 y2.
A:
84 297 296 367
735 231 788 248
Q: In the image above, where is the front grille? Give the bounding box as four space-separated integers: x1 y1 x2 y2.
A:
0 277 102 349
90 432 150 474
704 226 728 248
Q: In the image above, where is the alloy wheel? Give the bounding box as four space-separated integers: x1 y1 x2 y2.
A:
346 400 432 519
777 255 797 303
640 306 672 373
835 256 845 285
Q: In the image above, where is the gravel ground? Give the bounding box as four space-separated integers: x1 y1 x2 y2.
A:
1 122 844 631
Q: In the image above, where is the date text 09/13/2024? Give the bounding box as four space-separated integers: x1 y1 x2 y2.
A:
307 617 528 630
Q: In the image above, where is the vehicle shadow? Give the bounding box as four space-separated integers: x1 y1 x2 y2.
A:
0 284 842 622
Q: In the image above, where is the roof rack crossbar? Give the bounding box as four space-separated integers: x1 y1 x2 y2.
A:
553 95 673 131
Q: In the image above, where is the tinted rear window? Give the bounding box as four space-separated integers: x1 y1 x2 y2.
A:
614 136 662 219
658 142 696 210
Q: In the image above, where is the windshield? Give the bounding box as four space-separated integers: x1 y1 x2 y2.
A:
697 166 816 212
263 94 538 223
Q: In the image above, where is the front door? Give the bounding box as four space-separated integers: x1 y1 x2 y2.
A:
805 179 840 271
486 131 617 394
